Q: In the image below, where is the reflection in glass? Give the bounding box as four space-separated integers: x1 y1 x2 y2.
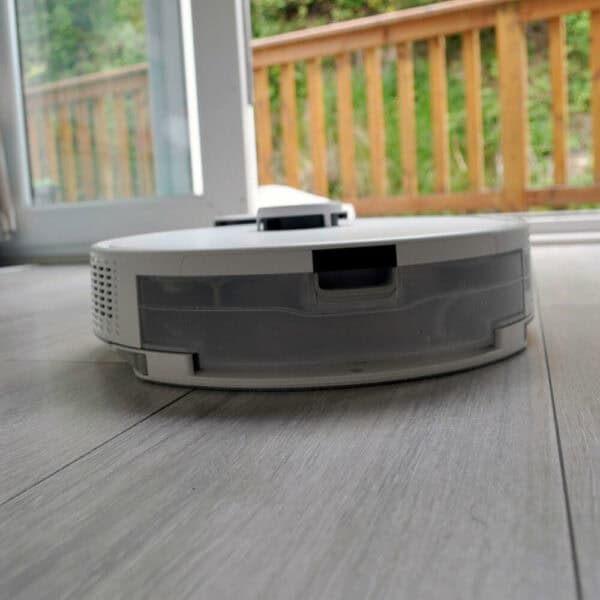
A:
15 0 193 204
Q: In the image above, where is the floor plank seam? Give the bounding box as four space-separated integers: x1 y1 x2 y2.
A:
535 288 584 600
0 387 195 509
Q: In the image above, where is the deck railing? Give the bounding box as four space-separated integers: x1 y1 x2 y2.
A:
24 0 600 212
253 0 600 214
25 64 153 203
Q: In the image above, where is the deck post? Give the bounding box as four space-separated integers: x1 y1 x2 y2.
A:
496 2 529 211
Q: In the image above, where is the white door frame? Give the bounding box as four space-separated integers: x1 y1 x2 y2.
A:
0 0 257 260
145 0 194 196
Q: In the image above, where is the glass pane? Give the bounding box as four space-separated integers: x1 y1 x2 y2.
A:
15 0 195 204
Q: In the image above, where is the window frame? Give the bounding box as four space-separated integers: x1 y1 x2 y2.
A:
0 0 257 260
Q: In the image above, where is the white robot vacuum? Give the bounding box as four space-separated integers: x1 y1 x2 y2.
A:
91 194 532 389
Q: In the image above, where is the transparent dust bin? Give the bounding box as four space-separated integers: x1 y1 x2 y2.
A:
137 249 532 374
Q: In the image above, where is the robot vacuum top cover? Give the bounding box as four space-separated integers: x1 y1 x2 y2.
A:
91 202 532 389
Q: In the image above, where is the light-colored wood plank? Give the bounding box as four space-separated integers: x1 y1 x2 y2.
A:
548 17 568 185
113 94 132 198
592 10 600 184
249 0 591 68
75 102 95 199
352 185 600 215
428 35 450 193
279 63 300 188
93 98 113 199
133 90 154 196
533 244 600 306
253 67 274 185
42 110 59 188
252 0 501 50
0 266 124 362
0 311 575 599
0 360 188 506
57 104 77 202
335 52 357 199
387 4 499 45
364 46 387 197
526 185 600 208
307 58 328 196
462 29 484 191
255 29 385 70
396 42 418 195
352 186 600 214
352 189 501 215
251 1 502 68
533 243 600 599
519 0 600 23
25 63 149 107
0 266 189 504
496 3 529 210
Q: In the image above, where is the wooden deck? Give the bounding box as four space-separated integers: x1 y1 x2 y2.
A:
0 244 598 599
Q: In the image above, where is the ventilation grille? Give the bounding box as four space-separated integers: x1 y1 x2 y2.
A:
91 257 119 338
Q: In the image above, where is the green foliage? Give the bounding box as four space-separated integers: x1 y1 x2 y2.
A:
251 0 447 37
17 0 146 84
566 12 591 113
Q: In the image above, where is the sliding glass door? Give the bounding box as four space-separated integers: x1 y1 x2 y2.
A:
16 0 195 205
0 0 256 258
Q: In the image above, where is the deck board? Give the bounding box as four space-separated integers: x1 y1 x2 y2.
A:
533 244 600 598
0 266 190 504
0 359 189 505
0 265 121 362
0 263 575 600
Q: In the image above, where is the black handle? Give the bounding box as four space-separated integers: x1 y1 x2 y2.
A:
313 245 397 291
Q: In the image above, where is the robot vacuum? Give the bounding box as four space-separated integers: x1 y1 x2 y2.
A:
90 198 532 389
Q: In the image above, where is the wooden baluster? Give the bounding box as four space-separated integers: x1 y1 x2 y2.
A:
307 57 328 196
364 46 386 197
592 10 600 184
132 91 145 196
335 52 357 199
549 16 568 185
428 35 450 194
396 41 418 195
462 30 485 191
253 66 274 185
93 98 113 199
27 112 42 185
57 104 77 202
43 110 59 190
113 93 132 198
280 63 300 188
496 3 529 210
134 90 153 196
76 102 95 199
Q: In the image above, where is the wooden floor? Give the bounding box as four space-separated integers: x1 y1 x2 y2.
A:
0 245 598 600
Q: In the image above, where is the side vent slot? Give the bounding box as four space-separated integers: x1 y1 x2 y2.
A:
91 257 118 338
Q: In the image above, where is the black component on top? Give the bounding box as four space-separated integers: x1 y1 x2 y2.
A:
259 214 326 231
313 245 397 290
